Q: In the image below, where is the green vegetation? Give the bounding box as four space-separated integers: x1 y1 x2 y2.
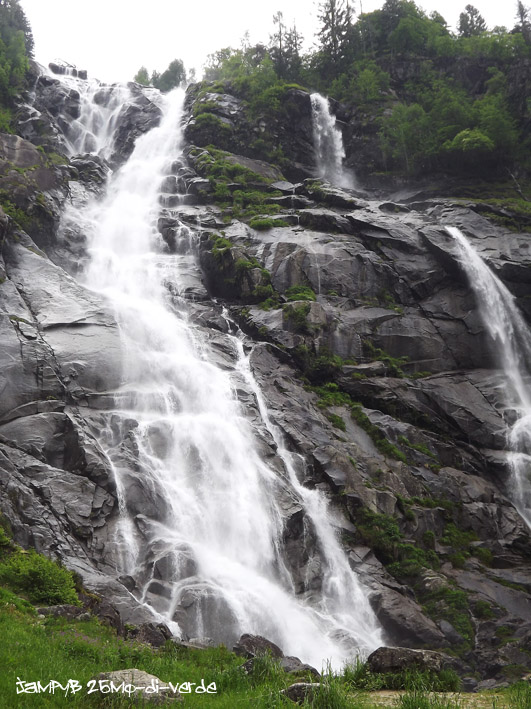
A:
193 0 531 181
474 600 495 619
363 339 409 377
344 660 461 693
249 216 287 230
134 58 188 90
422 586 474 646
285 284 317 301
312 382 353 408
211 235 233 259
502 681 531 708
355 509 440 580
0 526 78 606
0 549 78 605
326 412 346 431
190 146 285 225
0 194 31 229
0 0 32 119
351 403 407 462
294 345 345 384
283 302 313 334
397 435 438 460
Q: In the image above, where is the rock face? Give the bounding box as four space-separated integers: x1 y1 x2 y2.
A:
184 84 315 180
367 646 454 674
1 75 531 684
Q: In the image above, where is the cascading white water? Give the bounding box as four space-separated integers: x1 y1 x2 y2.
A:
53 71 133 159
58 78 383 668
446 226 531 527
310 92 354 189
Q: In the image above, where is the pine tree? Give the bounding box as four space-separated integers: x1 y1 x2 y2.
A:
458 4 487 37
317 0 353 68
0 0 33 57
515 1 531 44
269 12 303 81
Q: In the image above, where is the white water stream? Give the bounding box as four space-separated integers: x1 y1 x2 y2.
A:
310 93 354 189
446 226 531 527
56 78 382 667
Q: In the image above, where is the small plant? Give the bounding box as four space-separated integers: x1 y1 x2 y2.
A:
351 403 407 462
363 339 409 377
285 284 317 302
474 600 495 619
473 546 493 566
422 586 474 646
283 302 313 334
0 196 31 230
422 531 436 549
397 435 438 461
249 216 287 230
326 412 346 431
211 234 232 259
311 382 352 408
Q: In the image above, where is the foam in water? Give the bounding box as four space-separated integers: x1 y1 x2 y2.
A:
53 71 133 159
310 92 355 189
446 226 531 527
58 79 383 668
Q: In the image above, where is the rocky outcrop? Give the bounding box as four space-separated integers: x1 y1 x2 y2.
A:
110 85 162 168
0 133 70 249
184 83 315 181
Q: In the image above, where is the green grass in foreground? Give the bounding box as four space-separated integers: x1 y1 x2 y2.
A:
0 586 363 707
1 578 530 707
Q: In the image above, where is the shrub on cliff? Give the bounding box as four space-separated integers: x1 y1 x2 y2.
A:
0 544 79 605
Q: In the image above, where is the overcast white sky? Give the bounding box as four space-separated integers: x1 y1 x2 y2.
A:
19 0 521 84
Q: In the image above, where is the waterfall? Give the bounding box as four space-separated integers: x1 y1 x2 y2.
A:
56 78 383 668
310 92 354 189
446 227 531 527
52 71 133 159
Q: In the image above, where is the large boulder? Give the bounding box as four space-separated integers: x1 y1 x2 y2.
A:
367 646 454 674
233 634 284 659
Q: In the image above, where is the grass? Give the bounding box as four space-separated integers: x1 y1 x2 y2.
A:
285 285 316 302
344 660 460 693
0 578 527 707
0 595 375 708
363 340 409 378
249 216 287 230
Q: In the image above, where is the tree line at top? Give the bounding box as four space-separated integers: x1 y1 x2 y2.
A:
0 0 33 131
132 1 531 177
